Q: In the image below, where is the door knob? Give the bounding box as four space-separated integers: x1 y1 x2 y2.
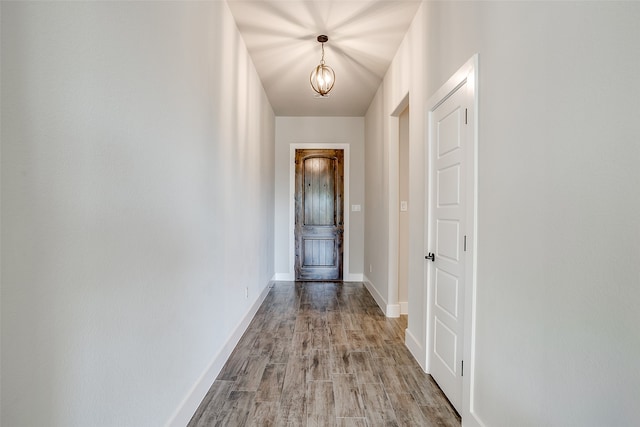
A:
425 252 435 262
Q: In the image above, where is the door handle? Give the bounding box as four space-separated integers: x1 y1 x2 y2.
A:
425 252 435 262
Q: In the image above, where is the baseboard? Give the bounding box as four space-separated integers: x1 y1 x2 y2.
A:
405 327 426 371
363 275 391 317
344 273 364 282
400 301 408 315
387 304 400 318
272 272 294 281
165 283 271 427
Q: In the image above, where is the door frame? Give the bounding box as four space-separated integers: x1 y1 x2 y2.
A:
288 143 356 281
424 54 480 426
387 93 410 318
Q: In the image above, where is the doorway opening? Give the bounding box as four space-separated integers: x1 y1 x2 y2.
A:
387 94 410 318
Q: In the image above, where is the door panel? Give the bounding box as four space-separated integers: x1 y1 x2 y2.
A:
304 239 335 266
437 164 461 206
434 318 458 375
437 107 462 156
304 157 335 225
436 220 460 261
428 84 467 411
295 149 344 280
435 269 459 319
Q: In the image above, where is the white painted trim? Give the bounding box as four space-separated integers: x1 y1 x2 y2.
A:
272 272 294 281
165 282 272 427
405 327 426 371
288 143 351 281
362 275 400 318
387 94 409 318
399 301 408 315
424 54 480 427
463 54 485 427
387 304 401 318
344 273 364 282
388 116 400 310
362 275 387 314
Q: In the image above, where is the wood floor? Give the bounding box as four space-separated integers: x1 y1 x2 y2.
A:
188 281 461 427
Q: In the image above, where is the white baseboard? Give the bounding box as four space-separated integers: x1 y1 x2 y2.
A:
405 327 426 371
387 304 400 318
344 273 364 282
363 275 398 318
363 276 400 318
272 272 294 281
165 283 271 427
400 301 408 315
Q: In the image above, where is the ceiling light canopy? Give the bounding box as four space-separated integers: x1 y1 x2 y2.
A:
310 35 335 97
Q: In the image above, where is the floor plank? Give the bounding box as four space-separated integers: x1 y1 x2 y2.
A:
234 355 269 391
387 392 429 427
308 349 332 381
360 382 399 426
213 390 254 426
331 373 365 418
187 380 234 427
245 401 278 427
188 281 461 427
255 363 286 402
306 381 336 427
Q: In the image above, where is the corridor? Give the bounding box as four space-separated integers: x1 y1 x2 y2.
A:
188 282 460 426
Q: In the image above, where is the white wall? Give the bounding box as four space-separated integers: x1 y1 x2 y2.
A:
1 2 275 426
274 117 365 281
364 89 391 311
365 1 640 425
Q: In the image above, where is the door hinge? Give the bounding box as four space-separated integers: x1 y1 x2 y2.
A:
463 235 467 252
465 108 468 125
461 360 464 377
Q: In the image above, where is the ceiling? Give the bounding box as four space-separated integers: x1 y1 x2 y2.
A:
226 0 422 116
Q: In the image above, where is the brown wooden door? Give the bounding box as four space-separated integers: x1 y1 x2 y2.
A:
295 149 344 280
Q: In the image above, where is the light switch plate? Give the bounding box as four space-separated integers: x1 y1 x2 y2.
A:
352 204 361 212
400 201 408 211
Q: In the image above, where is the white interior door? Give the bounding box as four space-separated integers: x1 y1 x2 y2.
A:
427 83 469 412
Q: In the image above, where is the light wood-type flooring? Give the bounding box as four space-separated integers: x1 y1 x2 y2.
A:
188 281 461 426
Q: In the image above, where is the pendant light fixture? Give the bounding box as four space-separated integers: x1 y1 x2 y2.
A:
310 35 335 97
